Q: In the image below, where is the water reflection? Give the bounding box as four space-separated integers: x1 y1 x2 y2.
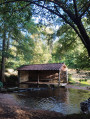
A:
12 87 90 115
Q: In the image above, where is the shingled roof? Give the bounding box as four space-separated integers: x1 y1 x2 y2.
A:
17 63 64 71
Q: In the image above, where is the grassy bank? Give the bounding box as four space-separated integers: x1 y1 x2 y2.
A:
68 69 90 86
68 73 90 87
69 80 90 87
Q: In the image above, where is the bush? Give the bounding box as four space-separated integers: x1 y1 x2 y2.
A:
79 79 81 82
79 79 87 82
0 81 3 88
85 79 87 82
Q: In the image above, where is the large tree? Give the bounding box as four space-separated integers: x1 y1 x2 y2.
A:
0 2 32 82
52 22 90 69
0 0 89 56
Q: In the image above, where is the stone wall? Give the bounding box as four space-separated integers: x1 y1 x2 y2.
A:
60 70 68 83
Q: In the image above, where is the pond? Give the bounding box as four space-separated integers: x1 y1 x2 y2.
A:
12 87 90 115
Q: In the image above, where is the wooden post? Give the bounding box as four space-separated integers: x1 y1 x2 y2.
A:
38 72 39 84
58 70 60 86
66 70 68 83
18 71 20 84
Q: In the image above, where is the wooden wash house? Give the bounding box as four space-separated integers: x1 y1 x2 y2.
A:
17 63 68 86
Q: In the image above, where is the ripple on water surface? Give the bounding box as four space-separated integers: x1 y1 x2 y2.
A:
11 87 90 115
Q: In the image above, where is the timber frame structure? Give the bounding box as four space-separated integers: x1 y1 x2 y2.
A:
17 63 68 86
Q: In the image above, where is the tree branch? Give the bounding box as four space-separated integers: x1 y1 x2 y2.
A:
79 1 90 18
0 0 77 24
73 0 78 18
54 4 60 16
13 2 31 12
33 1 86 46
0 0 30 5
78 1 90 12
51 0 76 24
0 0 88 48
5 2 31 13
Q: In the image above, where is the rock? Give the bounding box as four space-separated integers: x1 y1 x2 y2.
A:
80 98 90 113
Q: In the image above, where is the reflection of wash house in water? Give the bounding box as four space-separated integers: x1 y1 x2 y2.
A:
17 63 68 86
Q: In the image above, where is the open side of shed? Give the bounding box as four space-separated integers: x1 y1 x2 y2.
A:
17 63 68 86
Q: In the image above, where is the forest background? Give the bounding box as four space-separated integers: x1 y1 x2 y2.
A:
0 0 90 83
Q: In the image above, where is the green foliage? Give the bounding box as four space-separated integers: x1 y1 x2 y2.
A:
79 79 87 82
52 20 90 69
0 81 3 88
68 74 76 84
68 74 73 82
5 23 53 68
0 0 90 74
30 36 52 64
0 2 33 72
79 81 90 86
75 50 90 69
6 35 35 68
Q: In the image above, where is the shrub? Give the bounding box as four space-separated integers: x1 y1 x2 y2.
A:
85 79 87 82
79 79 81 82
79 79 87 82
0 81 3 88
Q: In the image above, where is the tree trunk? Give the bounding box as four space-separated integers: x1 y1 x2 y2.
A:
1 25 6 83
1 53 5 83
77 21 90 56
7 32 10 50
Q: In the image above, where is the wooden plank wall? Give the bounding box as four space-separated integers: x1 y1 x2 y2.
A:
19 71 29 83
